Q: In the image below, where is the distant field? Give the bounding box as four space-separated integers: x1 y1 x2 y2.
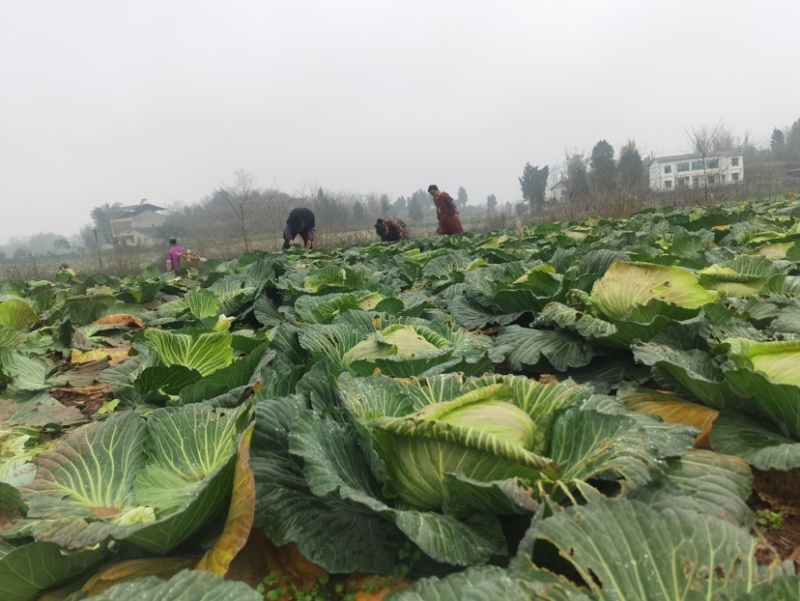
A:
0 215 496 281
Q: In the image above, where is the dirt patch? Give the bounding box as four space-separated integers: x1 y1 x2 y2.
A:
748 467 800 570
50 383 115 418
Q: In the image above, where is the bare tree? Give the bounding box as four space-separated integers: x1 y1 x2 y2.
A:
217 169 260 252
261 188 292 251
683 119 730 204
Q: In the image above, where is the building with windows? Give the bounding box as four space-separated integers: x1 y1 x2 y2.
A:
648 153 744 192
108 201 166 246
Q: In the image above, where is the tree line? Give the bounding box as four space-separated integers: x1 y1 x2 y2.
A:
3 117 799 263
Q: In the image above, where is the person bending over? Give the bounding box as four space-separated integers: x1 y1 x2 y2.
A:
375 217 409 242
427 185 464 235
283 207 316 250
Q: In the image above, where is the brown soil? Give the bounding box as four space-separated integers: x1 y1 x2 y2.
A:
50 383 114 418
748 467 800 570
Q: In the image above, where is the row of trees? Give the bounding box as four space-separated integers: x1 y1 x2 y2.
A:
518 138 647 218
5 117 798 262
770 117 800 161
157 172 460 256
516 117 800 221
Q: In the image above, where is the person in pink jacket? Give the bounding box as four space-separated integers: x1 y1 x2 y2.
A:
166 238 187 271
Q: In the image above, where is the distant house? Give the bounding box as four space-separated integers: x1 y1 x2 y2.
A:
648 153 744 192
548 180 567 204
108 201 166 246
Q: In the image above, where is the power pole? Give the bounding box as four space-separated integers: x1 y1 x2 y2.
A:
91 228 103 270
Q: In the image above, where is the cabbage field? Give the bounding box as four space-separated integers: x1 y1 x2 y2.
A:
3 196 800 600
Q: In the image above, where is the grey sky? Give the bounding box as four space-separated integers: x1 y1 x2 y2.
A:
1 0 797 245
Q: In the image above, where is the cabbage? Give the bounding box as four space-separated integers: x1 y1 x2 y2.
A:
342 324 441 364
369 385 554 510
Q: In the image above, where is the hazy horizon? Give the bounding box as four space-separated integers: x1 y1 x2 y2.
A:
1 0 798 245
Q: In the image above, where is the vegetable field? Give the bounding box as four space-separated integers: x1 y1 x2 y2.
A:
3 196 800 600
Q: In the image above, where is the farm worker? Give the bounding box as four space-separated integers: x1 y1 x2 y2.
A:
375 217 410 242
56 263 76 282
427 185 464 235
166 238 187 271
283 207 316 250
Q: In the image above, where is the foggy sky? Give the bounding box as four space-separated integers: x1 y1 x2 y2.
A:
1 0 797 245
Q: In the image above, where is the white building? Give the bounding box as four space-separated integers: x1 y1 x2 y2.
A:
108 201 167 246
548 180 567 203
648 153 744 192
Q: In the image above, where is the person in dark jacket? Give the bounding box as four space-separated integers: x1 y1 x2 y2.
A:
283 207 316 250
375 217 409 242
427 185 464 235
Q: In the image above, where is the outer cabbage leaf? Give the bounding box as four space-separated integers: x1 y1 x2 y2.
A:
298 311 490 377
292 290 387 324
491 325 595 372
721 338 800 437
0 539 108 601
632 342 746 411
519 498 791 600
736 577 800 600
17 405 249 554
391 564 591 601
628 449 754 527
709 411 800 470
143 329 233 377
251 395 421 574
548 408 660 493
589 261 718 319
0 299 38 331
85 568 263 601
0 349 53 394
185 289 221 319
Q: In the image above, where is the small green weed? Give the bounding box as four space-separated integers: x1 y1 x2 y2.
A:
255 571 356 601
755 509 784 531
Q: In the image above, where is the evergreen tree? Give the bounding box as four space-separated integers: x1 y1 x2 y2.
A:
353 200 365 221
407 195 424 224
518 163 549 214
786 119 800 161
565 154 589 201
618 141 644 194
393 196 407 217
590 140 617 195
486 194 497 212
456 186 469 209
771 128 786 159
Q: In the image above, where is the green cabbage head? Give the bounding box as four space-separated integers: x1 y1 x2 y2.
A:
368 384 557 511
342 324 445 364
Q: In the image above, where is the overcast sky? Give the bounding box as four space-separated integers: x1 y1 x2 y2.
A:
1 0 797 245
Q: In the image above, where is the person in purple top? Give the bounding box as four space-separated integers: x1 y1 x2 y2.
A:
283 207 316 250
166 238 187 271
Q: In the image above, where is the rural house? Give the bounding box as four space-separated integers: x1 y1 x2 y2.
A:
108 200 166 246
648 152 744 192
548 180 567 204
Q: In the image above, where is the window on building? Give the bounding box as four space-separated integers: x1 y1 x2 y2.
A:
691 160 704 170
706 159 719 169
677 162 690 172
676 177 688 187
692 177 700 188
707 175 715 184
664 180 673 188
731 157 740 166
732 173 740 182
720 174 726 182
664 165 672 174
